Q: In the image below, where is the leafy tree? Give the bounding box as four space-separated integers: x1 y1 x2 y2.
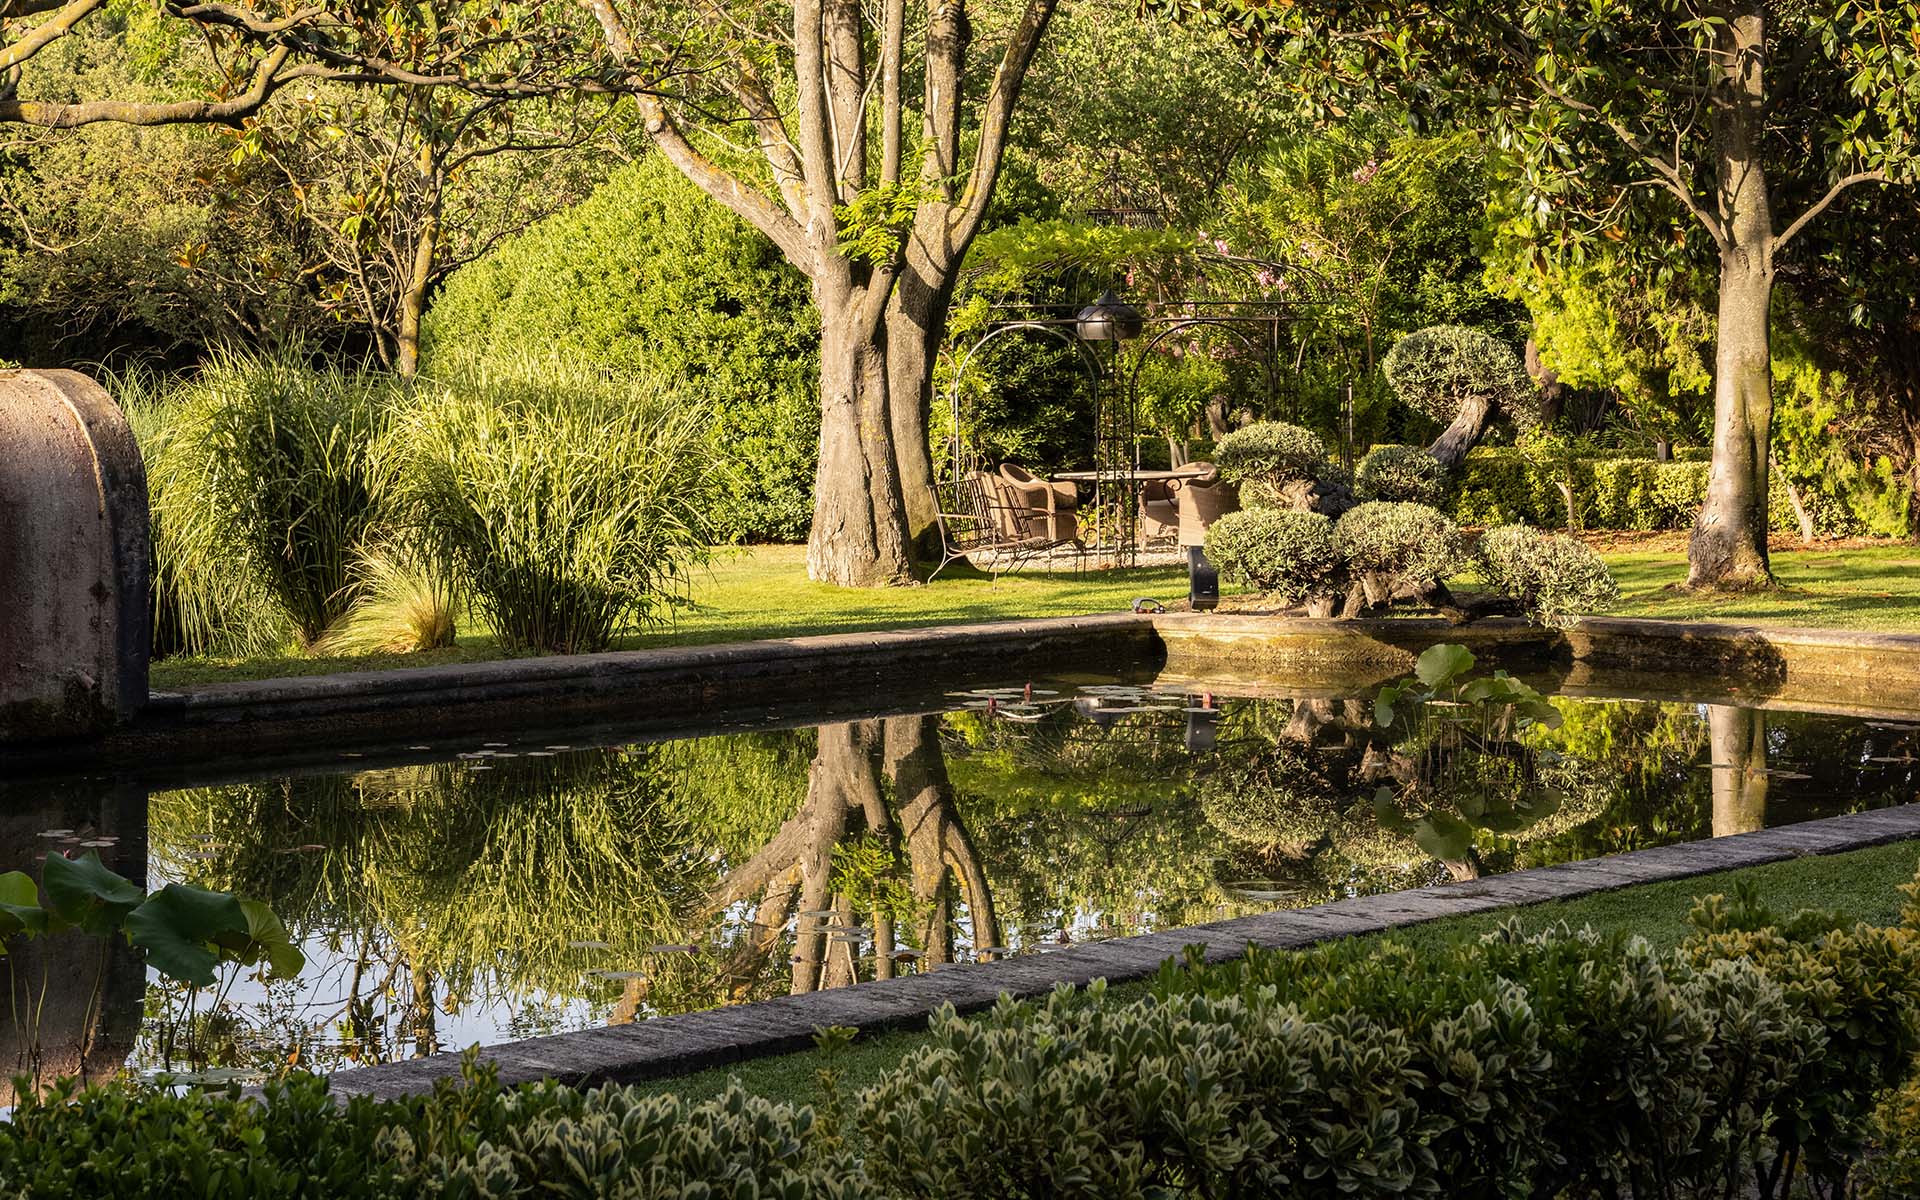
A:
1173 0 1920 588
584 0 1058 586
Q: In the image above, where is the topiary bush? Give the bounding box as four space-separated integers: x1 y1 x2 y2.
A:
1475 524 1620 628
1383 325 1537 428
385 360 720 655
1356 444 1446 504
422 156 818 543
1334 501 1468 604
1211 421 1337 509
1202 509 1340 609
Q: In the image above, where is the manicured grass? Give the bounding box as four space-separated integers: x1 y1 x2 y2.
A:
1605 543 1920 632
150 546 1190 687
631 839 1920 1107
151 541 1920 688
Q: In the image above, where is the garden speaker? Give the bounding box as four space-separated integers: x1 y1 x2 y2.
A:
1188 545 1220 611
0 369 149 742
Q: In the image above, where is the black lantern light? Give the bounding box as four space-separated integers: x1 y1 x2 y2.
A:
1074 289 1144 342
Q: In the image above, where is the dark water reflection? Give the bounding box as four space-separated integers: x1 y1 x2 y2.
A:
5 677 1919 1094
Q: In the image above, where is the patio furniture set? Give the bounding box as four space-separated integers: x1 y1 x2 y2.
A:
928 462 1240 580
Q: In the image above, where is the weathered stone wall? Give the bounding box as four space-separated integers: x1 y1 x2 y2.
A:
0 369 149 742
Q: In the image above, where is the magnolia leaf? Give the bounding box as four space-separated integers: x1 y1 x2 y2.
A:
43 851 143 936
125 884 249 988
1412 812 1475 862
1415 643 1475 688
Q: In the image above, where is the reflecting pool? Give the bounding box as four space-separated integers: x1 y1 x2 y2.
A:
5 670 1918 1095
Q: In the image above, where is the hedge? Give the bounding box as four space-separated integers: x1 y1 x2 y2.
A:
10 875 1920 1197
1432 446 1856 536
421 155 819 544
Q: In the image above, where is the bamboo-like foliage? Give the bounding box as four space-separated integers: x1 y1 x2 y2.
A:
386 360 722 654
187 350 398 645
112 365 295 659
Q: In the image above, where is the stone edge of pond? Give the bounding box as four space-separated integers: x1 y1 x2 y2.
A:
1155 613 1920 701
322 803 1920 1102
3 613 1164 772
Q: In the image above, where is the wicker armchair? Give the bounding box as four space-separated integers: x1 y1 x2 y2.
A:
997 464 1080 543
1172 462 1239 548
1140 478 1180 546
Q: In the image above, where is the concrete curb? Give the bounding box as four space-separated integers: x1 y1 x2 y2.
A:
325 802 1920 1101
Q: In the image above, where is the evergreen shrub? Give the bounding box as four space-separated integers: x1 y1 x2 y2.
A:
1382 324 1540 428
1356 444 1446 504
1334 501 1468 589
1201 509 1340 603
1211 421 1335 507
1476 524 1621 628
422 156 819 543
7 876 1920 1198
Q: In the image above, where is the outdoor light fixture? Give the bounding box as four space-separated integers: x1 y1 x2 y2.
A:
1074 289 1144 341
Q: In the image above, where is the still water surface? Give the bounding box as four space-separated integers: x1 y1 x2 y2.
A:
7 670 1919 1092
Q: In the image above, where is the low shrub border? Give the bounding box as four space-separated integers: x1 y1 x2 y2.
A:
9 853 1920 1197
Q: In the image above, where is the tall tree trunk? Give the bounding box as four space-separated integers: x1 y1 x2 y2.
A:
809 307 916 586
1709 705 1768 836
886 268 955 558
394 206 437 378
1689 7 1775 590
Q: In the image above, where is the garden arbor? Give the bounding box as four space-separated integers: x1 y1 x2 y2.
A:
943 288 1348 565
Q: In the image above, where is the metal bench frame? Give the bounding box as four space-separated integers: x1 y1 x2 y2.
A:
928 474 1086 580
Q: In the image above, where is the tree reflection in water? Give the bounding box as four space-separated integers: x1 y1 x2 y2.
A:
105 684 1919 1085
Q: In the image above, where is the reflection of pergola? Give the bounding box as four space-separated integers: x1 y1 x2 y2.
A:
943 289 1352 567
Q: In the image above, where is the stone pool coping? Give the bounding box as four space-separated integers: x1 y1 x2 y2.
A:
326 803 1920 1101
14 609 1920 772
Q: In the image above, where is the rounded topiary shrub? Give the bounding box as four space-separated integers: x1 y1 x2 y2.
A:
1203 509 1340 606
1334 501 1467 589
1383 326 1537 427
1212 421 1335 508
1357 445 1447 505
1475 524 1620 629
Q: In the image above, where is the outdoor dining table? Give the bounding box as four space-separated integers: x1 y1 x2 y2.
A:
1051 467 1212 483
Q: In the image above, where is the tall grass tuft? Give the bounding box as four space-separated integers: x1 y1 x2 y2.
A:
312 540 460 656
186 350 397 645
111 364 295 659
387 361 721 654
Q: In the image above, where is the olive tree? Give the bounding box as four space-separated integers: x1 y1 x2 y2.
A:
1166 0 1920 589
1382 325 1539 469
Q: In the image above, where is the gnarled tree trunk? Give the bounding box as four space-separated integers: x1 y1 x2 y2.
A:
1426 391 1495 471
810 309 916 586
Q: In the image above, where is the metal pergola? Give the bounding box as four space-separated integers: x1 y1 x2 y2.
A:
943 293 1352 569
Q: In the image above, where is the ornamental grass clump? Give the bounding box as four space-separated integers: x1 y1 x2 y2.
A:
113 365 293 659
183 350 397 646
1476 523 1621 628
1202 509 1340 610
389 363 719 655
312 539 460 655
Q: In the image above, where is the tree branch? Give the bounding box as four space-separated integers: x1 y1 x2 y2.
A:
1775 170 1890 252
0 0 103 73
0 44 299 127
950 0 1056 246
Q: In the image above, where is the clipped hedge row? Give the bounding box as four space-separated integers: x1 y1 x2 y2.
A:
10 876 1920 1198
1440 447 1849 535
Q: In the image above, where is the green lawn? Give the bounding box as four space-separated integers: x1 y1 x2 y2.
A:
150 547 1190 687
1606 543 1920 631
150 541 1920 688
631 839 1920 1108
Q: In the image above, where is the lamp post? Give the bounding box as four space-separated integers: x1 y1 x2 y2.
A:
1073 290 1143 566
